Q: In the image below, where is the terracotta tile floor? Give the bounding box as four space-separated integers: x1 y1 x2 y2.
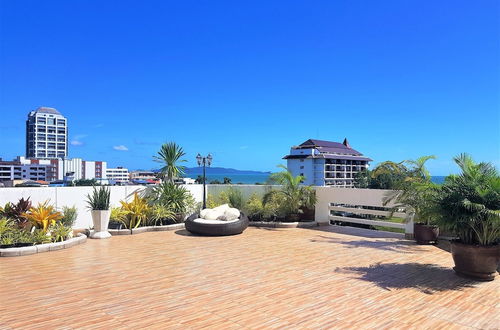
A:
0 226 498 329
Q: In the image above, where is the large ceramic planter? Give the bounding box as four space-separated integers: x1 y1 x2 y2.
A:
414 223 439 244
300 208 315 221
91 210 111 239
451 241 500 281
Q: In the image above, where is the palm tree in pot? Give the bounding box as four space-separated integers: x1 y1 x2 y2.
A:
267 165 314 222
434 154 499 280
384 156 440 244
86 186 111 239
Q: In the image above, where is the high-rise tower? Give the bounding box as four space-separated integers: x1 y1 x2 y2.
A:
26 107 68 159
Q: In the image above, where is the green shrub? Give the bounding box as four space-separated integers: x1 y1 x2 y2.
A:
148 204 176 225
245 194 264 220
60 206 78 227
50 222 73 242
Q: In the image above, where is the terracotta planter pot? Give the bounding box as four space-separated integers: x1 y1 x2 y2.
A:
414 223 439 244
91 210 111 239
300 208 315 221
451 241 500 281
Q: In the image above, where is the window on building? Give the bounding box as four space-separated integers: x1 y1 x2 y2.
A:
300 166 304 169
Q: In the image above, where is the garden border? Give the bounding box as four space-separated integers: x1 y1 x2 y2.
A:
249 221 320 228
0 233 87 257
108 223 185 235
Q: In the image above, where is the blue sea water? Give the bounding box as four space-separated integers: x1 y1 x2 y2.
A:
187 173 271 184
186 174 448 185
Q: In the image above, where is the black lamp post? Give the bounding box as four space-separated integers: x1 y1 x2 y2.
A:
196 153 212 209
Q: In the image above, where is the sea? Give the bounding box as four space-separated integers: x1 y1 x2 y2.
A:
185 174 448 185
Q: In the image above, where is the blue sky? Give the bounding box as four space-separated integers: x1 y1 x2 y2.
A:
0 1 498 175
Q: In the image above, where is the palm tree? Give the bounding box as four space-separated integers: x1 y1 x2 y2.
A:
266 165 313 220
154 142 187 182
435 153 500 245
383 155 437 225
404 155 436 181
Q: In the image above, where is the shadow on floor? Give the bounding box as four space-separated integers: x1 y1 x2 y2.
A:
335 262 477 294
306 225 406 239
310 235 425 254
174 229 195 236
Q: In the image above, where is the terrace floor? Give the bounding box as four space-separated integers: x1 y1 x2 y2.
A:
0 226 498 329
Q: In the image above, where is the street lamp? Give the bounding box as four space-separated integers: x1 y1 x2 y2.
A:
196 153 212 209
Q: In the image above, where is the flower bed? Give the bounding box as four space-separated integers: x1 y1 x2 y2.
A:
0 233 87 257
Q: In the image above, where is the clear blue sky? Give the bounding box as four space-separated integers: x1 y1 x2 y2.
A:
1 1 499 175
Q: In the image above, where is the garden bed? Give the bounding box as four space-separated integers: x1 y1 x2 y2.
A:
249 221 319 228
0 233 87 257
108 223 185 235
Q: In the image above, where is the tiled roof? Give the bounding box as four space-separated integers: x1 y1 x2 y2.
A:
298 139 362 156
34 107 61 115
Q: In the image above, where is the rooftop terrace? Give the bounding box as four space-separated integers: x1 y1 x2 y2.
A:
0 226 498 329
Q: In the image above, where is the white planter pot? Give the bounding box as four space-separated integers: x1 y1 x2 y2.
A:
91 210 111 239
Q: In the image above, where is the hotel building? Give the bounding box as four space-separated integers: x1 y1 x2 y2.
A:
284 139 372 187
26 107 68 159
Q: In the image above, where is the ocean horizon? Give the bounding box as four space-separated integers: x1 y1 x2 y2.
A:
186 173 448 185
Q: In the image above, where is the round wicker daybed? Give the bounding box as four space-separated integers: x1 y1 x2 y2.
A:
185 212 249 236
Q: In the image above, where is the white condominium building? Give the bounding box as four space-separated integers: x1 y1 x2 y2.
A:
26 107 68 159
106 167 130 183
284 139 372 187
16 156 107 182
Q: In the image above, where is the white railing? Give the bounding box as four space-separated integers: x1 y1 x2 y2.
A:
315 187 413 238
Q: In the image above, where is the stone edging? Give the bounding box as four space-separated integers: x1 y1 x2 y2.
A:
108 223 185 236
249 221 319 228
0 233 87 257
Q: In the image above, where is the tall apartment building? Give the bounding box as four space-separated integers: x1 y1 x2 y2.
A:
106 167 130 183
284 139 372 187
26 107 68 159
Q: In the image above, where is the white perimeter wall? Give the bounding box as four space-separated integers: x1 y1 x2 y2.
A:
0 185 204 229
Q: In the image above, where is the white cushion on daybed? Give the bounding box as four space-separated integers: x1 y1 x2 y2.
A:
193 218 240 225
224 208 240 221
213 204 231 213
201 209 222 220
200 204 237 220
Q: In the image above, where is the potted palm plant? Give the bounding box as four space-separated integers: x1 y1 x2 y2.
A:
267 165 314 222
86 186 111 239
435 154 500 281
384 156 440 244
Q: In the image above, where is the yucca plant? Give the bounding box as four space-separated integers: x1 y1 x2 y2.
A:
154 142 187 182
119 193 150 229
22 202 63 232
86 186 110 210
